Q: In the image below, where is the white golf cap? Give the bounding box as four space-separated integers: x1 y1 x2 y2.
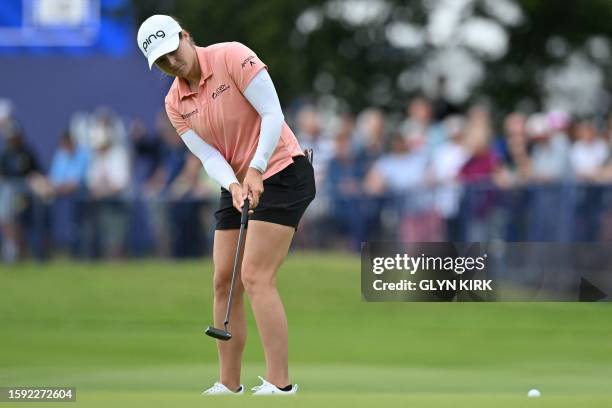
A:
137 15 182 69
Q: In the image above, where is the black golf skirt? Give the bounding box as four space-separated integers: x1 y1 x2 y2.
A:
215 155 316 230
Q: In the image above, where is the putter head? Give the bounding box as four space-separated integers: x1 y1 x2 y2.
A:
205 326 232 341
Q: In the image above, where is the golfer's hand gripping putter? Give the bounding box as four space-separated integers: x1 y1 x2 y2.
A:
205 198 250 341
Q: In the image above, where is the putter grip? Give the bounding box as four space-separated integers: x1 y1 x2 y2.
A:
241 198 249 225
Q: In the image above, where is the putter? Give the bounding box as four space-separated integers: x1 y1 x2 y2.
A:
205 198 250 341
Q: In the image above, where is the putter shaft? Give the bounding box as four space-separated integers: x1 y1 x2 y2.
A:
205 198 249 341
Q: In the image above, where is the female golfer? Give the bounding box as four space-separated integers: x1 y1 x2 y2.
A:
137 15 315 395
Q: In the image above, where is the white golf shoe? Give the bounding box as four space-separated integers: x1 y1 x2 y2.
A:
202 382 244 395
251 376 298 395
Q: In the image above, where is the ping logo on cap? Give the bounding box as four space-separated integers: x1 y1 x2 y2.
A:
142 30 166 52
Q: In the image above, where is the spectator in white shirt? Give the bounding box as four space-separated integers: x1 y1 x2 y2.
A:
429 115 469 218
526 113 571 182
570 119 608 181
84 128 130 258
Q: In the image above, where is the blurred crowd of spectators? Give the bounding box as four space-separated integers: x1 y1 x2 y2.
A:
296 97 612 250
0 100 217 262
3 94 612 262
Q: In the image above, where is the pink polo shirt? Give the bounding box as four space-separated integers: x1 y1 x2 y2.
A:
165 42 303 182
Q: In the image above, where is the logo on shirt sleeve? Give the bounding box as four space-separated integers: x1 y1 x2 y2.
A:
241 55 257 68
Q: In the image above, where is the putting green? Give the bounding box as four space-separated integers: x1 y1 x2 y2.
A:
1 253 611 407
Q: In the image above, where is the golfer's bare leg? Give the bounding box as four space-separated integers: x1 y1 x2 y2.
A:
241 220 294 388
213 229 247 391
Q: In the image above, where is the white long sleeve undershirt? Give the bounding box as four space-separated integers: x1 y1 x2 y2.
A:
180 130 238 190
179 69 284 190
243 69 285 173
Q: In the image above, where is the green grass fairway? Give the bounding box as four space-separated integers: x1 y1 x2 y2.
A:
1 253 611 407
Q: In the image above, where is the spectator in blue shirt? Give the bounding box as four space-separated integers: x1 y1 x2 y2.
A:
48 131 90 255
49 131 90 193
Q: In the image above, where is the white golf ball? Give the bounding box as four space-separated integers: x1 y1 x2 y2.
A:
527 389 541 398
